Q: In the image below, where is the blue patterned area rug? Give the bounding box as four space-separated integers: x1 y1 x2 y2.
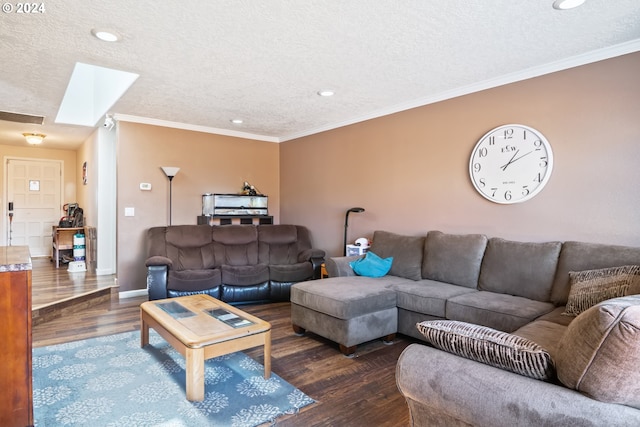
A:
32 330 314 426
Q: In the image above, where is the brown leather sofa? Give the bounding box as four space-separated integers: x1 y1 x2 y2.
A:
145 224 325 303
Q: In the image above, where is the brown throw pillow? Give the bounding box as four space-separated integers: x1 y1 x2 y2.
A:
556 295 640 409
563 265 640 316
416 320 555 381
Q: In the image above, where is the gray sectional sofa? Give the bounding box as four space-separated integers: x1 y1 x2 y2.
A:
290 230 640 426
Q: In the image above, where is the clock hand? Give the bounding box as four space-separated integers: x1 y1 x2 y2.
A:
500 150 533 171
500 150 520 171
511 150 533 163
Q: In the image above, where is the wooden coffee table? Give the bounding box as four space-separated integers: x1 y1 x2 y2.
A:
140 294 271 401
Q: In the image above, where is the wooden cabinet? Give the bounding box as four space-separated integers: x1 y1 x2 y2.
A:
0 246 33 427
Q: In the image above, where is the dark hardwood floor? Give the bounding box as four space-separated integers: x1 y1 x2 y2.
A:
31 257 414 426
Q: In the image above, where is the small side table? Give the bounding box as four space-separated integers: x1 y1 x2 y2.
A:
320 263 328 279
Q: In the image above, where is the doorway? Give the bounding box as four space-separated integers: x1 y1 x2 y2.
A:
5 158 63 256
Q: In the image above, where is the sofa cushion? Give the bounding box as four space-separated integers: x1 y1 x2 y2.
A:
536 306 574 327
258 224 297 245
513 320 568 359
173 245 218 271
269 262 313 283
220 264 269 286
446 291 555 332
393 280 477 318
167 268 221 292
257 224 299 265
551 241 640 306
211 224 257 244
350 251 393 278
478 238 561 302
165 225 214 247
422 231 488 288
163 225 216 270
563 265 640 316
290 277 399 319
555 295 640 409
417 320 555 381
369 231 424 281
212 225 259 266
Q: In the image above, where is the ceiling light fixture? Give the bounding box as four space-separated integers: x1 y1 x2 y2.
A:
317 90 335 97
91 29 120 42
230 119 243 124
552 0 586 10
22 132 46 145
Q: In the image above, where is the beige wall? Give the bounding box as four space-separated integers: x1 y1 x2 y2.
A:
280 52 640 256
0 144 77 245
8 51 635 292
75 129 98 226
116 122 280 291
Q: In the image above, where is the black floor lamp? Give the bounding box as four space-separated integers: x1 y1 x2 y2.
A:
343 207 365 256
161 166 180 225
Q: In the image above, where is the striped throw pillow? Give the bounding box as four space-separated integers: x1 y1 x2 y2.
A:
563 265 640 316
416 320 555 381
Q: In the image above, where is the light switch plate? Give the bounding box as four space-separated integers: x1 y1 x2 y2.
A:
124 207 135 217
140 183 152 191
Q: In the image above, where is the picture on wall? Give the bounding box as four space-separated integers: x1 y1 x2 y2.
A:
82 161 87 185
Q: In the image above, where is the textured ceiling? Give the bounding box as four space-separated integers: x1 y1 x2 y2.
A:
1 0 640 149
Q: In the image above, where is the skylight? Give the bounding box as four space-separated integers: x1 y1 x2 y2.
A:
55 62 139 127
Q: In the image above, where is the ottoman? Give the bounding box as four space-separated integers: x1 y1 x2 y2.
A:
290 276 398 356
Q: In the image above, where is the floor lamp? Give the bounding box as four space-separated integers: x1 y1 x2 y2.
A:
343 207 365 256
161 166 180 225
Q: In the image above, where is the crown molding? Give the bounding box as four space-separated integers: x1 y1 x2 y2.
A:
112 114 281 143
279 39 640 142
115 39 640 144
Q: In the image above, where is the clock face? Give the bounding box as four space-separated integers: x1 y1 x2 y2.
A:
469 124 553 204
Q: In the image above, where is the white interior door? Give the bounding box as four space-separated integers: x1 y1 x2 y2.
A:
6 158 62 256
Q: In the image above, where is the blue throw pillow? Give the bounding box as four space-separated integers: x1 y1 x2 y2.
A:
349 251 393 278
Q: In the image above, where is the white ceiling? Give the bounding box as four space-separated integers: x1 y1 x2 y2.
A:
1 1 639 150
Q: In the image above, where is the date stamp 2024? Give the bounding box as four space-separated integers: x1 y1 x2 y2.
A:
2 3 46 14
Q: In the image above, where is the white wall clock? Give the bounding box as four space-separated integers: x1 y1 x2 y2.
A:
469 124 553 204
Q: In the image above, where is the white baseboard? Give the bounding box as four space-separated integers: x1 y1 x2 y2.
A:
119 289 148 299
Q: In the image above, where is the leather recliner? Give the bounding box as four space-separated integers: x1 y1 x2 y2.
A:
145 224 325 304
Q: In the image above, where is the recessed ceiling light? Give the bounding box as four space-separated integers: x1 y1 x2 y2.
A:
317 90 335 97
91 29 120 42
552 0 586 10
230 119 243 124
